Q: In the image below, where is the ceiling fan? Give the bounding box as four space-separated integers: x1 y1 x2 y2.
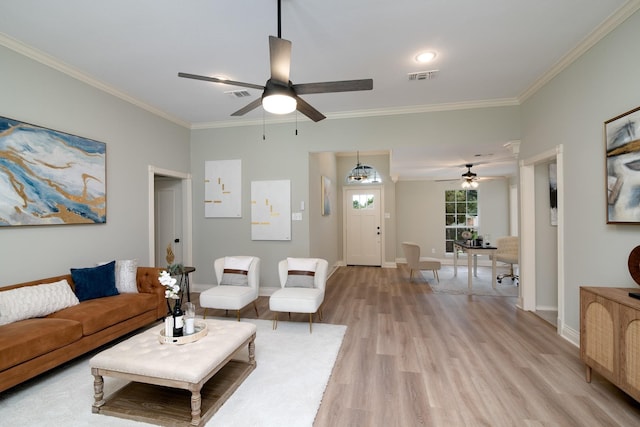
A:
178 0 373 122
461 164 479 188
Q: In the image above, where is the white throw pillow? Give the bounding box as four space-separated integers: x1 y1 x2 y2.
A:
97 259 138 293
0 279 80 325
115 259 138 293
287 257 317 273
224 256 253 271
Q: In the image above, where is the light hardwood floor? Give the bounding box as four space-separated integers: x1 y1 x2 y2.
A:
199 265 640 426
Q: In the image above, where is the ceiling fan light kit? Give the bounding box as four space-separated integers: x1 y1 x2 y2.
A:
262 94 296 114
177 0 372 122
461 164 479 188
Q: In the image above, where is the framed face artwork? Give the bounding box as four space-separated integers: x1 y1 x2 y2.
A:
605 106 640 223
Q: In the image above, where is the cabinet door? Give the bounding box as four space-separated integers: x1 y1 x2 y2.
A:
580 288 618 384
619 304 640 401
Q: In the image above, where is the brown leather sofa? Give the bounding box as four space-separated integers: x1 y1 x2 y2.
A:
0 267 165 393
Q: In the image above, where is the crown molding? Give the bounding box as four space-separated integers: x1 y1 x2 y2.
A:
0 32 191 129
191 98 520 130
519 0 640 102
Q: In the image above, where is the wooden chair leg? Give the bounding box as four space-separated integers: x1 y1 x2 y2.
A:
434 269 440 283
253 301 259 317
409 269 414 282
203 308 208 319
236 310 241 321
309 313 313 333
273 313 278 330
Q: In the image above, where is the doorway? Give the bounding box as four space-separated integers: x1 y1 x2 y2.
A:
147 166 193 268
520 145 565 335
343 187 383 266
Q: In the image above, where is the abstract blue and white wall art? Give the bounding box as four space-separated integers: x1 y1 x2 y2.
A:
0 116 106 226
605 106 640 223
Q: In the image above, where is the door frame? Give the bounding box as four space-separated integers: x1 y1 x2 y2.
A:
148 165 193 268
342 185 385 266
519 144 564 335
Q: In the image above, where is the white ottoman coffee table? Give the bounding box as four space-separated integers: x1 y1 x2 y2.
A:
90 319 256 427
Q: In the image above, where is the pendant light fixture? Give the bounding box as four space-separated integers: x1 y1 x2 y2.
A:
348 151 370 182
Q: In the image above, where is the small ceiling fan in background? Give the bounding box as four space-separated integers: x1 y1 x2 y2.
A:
178 0 373 122
461 164 479 188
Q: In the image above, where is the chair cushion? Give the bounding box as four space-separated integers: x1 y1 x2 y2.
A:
269 288 324 314
418 257 441 270
200 285 256 310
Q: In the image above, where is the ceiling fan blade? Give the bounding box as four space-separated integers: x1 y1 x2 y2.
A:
269 36 291 85
230 98 263 117
293 79 373 95
295 96 326 122
178 72 264 91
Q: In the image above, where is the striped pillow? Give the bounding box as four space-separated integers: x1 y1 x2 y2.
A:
221 256 252 286
285 258 317 288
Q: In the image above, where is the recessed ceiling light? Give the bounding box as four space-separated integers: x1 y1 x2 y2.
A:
415 51 437 63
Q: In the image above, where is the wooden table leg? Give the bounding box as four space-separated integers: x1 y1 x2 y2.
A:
491 254 497 289
585 365 592 383
248 334 256 366
453 247 458 277
467 250 473 290
190 389 202 426
91 368 105 413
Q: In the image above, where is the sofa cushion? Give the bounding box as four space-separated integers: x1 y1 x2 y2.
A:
71 261 119 302
0 317 83 372
0 279 80 326
47 293 157 336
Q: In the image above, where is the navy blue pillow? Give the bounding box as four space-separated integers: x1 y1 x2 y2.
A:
71 260 119 302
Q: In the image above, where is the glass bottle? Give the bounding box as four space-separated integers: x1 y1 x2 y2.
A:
172 300 184 337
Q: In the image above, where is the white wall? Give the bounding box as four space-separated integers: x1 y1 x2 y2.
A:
520 9 640 330
395 179 510 259
0 45 190 286
190 107 520 288
309 152 339 269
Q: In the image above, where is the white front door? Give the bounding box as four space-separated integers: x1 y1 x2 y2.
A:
344 188 382 266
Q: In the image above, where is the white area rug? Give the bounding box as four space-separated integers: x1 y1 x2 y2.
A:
423 265 519 297
0 318 347 427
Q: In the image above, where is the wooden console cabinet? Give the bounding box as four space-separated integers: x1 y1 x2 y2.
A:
580 286 640 402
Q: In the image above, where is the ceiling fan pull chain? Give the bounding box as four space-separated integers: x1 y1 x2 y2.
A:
263 110 266 141
295 111 298 135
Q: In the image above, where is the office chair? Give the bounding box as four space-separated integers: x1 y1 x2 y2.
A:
495 236 519 286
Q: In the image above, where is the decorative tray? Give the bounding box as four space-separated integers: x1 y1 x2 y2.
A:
158 321 208 345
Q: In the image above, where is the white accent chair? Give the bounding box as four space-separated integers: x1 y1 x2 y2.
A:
495 236 519 286
269 258 329 333
401 242 441 283
199 256 260 321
